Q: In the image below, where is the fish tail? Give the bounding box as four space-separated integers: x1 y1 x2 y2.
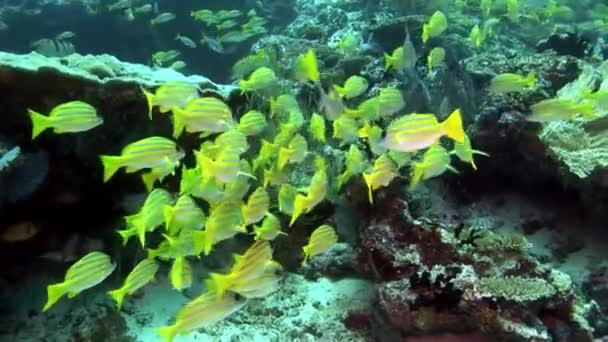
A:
99 155 124 183
141 87 155 119
410 163 424 190
290 195 308 226
241 203 250 226
141 172 157 192
162 205 175 233
362 173 374 204
171 107 186 138
525 71 537 89
193 230 213 256
441 109 465 143
332 84 346 98
383 52 393 72
277 147 291 170
108 287 128 310
27 109 52 139
136 222 146 248
205 272 230 298
42 282 67 312
116 228 133 246
198 154 216 179
155 325 178 342
238 80 249 94
269 97 277 117
422 24 430 43
579 101 595 117
147 248 159 259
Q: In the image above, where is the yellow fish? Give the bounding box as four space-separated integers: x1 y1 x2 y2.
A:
382 109 465 152
363 154 398 204
43 252 116 312
108 258 158 309
193 201 244 256
205 240 272 297
172 97 235 138
156 292 247 342
277 134 308 170
333 75 369 99
302 224 337 265
469 25 483 48
427 47 445 71
290 162 328 226
239 67 277 93
270 94 301 118
422 11 448 43
377 87 405 118
142 82 200 119
489 72 536 94
241 187 270 225
100 136 184 183
195 147 243 185
295 49 320 83
119 188 174 247
332 115 360 146
411 144 458 189
528 98 594 122
253 212 286 241
28 101 103 139
237 110 267 136
278 183 297 215
170 256 193 291
336 145 366 189
308 112 326 143
163 195 206 236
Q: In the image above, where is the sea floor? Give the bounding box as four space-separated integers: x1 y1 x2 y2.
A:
123 274 373 342
0 269 373 341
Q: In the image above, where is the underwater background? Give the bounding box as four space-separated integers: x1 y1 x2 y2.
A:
1 0 608 341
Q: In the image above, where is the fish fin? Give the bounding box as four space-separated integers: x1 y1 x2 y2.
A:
422 23 430 43
441 109 465 143
141 172 156 192
198 153 216 179
136 222 146 248
277 147 291 170
472 149 490 157
447 165 460 174
42 282 67 312
238 80 249 94
108 288 127 310
99 155 124 183
162 205 175 233
116 228 134 246
289 195 308 226
237 171 257 180
147 248 159 259
383 53 393 72
410 163 425 190
171 106 187 138
27 109 52 140
332 84 346 98
362 173 374 204
579 101 595 117
525 71 537 89
193 230 213 256
155 325 178 342
141 87 155 119
205 273 230 298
